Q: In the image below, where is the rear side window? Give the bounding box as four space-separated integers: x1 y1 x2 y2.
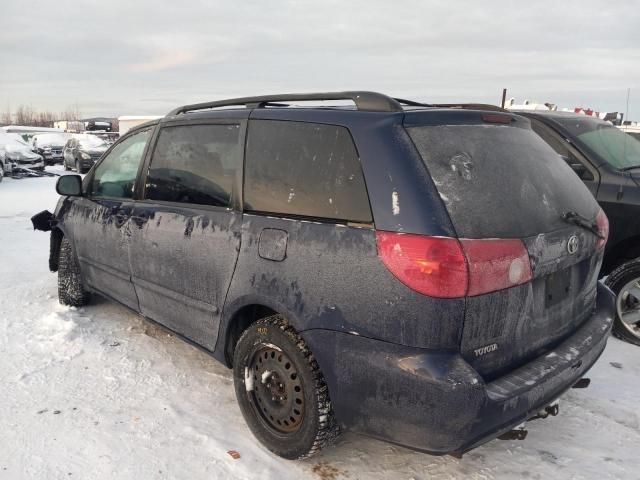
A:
145 124 241 207
407 122 599 238
244 120 372 223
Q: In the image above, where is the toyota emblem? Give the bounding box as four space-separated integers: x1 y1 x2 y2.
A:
567 235 579 255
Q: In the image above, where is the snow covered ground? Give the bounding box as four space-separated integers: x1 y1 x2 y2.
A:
1 167 639 480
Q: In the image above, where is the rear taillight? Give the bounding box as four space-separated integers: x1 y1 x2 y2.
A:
460 238 532 296
595 209 609 250
376 233 467 298
376 232 532 298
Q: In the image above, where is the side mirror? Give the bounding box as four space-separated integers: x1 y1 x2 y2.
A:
56 175 83 196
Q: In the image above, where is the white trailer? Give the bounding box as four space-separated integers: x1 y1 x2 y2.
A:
118 116 162 136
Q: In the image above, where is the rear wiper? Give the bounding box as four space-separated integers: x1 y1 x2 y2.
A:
561 211 604 239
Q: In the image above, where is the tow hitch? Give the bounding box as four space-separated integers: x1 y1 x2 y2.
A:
498 422 528 441
530 398 561 420
499 397 564 441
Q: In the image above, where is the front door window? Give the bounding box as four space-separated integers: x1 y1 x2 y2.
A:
89 128 151 198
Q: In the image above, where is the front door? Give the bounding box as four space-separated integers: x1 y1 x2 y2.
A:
128 121 244 349
72 127 152 309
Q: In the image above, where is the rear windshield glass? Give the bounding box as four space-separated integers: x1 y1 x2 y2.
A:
553 116 640 170
407 123 599 238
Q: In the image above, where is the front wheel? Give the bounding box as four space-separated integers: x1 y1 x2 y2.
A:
233 315 340 459
605 258 640 346
58 237 90 307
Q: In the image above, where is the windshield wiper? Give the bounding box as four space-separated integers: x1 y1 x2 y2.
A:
620 165 640 171
561 211 603 239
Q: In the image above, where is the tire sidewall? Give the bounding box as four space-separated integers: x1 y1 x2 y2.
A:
605 259 640 346
233 320 321 459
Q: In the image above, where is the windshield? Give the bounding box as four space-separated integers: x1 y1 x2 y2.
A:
7 133 30 146
555 116 640 170
77 135 107 149
34 134 66 146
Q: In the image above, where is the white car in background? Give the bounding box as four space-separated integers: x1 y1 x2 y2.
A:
0 134 45 179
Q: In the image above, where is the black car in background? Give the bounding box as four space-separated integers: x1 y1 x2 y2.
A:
63 135 109 173
31 133 68 165
36 92 614 459
520 111 640 345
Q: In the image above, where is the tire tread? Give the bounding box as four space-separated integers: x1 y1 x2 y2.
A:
234 314 340 459
58 237 90 307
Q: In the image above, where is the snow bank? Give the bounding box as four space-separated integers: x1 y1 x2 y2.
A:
0 171 639 479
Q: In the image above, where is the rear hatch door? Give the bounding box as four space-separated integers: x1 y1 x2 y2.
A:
405 111 604 379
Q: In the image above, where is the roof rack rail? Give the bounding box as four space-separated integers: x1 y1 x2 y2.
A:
393 98 433 108
429 103 507 112
167 91 404 116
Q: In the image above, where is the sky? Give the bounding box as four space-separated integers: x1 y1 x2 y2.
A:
1 0 639 119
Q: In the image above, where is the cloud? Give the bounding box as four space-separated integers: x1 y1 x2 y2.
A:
0 0 638 118
129 50 199 73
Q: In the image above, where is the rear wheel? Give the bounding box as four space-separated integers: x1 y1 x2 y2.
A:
233 315 340 459
605 258 640 346
58 237 90 307
0 166 3 183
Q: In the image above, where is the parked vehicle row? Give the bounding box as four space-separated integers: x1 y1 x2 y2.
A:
0 132 110 176
33 92 616 460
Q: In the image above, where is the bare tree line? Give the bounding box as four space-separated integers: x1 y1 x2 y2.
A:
0 104 82 127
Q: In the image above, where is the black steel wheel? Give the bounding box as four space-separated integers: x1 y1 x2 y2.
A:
248 345 305 434
233 315 340 459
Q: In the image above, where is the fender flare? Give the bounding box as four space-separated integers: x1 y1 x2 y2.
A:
214 293 305 366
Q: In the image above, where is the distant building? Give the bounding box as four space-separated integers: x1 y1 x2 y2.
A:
54 120 84 132
118 116 162 136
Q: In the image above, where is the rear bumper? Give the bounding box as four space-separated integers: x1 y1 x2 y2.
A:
302 281 615 454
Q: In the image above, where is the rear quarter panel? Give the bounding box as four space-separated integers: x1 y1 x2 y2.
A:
218 213 465 355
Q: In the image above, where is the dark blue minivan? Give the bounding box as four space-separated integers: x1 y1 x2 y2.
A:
38 92 615 459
